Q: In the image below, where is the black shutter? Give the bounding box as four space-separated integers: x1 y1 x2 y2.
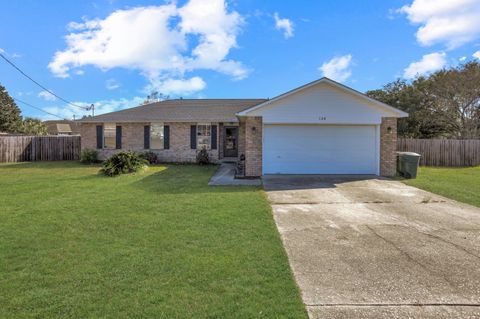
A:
164 125 170 149
211 125 217 150
144 125 150 149
96 125 103 149
115 126 122 149
190 125 197 149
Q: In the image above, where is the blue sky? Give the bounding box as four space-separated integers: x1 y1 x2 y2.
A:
1 0 480 120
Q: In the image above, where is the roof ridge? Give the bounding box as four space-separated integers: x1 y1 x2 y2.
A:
80 98 268 122
165 98 267 101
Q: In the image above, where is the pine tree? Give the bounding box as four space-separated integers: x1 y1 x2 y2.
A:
0 83 22 133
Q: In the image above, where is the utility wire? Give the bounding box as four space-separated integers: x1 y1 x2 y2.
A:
0 52 91 110
14 98 67 120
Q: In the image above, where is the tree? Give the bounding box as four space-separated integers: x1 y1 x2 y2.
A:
143 91 170 104
425 62 480 138
0 83 22 133
19 117 48 135
366 61 480 139
366 78 452 138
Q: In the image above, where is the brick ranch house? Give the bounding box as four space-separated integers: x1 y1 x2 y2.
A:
80 77 408 178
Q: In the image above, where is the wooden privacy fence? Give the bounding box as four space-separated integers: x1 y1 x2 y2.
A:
397 138 480 167
0 136 81 163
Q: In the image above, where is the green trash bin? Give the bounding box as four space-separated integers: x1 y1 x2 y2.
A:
397 152 421 179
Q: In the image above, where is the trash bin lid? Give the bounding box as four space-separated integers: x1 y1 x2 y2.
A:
396 151 421 157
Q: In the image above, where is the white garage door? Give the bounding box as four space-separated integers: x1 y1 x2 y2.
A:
263 125 379 174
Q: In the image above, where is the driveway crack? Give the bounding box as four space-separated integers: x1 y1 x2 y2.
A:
365 225 459 290
418 231 480 260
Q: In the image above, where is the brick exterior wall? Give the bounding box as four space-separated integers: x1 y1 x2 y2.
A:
238 119 246 160
80 123 97 152
244 117 262 177
81 117 396 178
380 117 397 177
81 122 219 163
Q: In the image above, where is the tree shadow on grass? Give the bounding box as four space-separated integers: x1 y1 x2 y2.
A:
133 164 260 195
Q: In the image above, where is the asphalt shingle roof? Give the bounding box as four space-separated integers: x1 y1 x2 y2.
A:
80 99 267 123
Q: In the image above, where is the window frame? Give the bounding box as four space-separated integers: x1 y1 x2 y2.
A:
103 123 116 149
197 123 211 150
150 123 165 150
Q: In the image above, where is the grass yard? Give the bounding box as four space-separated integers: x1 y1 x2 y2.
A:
403 166 480 207
0 162 306 318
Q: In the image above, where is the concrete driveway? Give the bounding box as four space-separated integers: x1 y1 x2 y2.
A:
263 175 480 319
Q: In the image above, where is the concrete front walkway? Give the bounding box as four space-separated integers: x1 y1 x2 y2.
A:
263 175 480 319
208 163 262 186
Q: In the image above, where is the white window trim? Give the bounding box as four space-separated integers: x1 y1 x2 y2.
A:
103 123 116 149
150 123 164 150
197 123 211 150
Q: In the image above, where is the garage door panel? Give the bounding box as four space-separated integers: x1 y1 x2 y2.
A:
263 125 378 174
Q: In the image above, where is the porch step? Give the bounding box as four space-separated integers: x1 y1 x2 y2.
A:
208 163 261 186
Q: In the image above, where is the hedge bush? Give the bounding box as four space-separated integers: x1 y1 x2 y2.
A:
101 151 148 176
140 151 158 164
196 147 210 165
80 149 99 164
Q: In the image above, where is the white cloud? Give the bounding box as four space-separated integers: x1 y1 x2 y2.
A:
17 91 32 97
474 51 480 60
178 0 246 79
274 12 294 38
146 76 206 96
403 52 447 79
399 0 480 49
38 90 57 101
459 56 467 62
48 0 248 95
105 78 120 90
319 54 353 82
0 48 21 58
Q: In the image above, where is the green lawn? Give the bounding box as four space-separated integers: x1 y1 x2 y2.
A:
0 162 306 318
403 166 480 207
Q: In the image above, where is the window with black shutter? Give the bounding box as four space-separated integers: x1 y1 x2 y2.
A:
190 125 197 149
96 125 103 149
144 125 150 149
211 125 217 150
115 126 122 149
164 125 170 149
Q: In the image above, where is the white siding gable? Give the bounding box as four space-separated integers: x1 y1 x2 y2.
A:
248 82 394 124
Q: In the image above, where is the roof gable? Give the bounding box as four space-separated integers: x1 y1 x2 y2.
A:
237 77 408 118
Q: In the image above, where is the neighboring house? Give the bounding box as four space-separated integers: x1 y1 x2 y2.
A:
45 120 81 135
80 77 407 177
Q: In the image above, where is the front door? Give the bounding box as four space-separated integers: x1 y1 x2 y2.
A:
223 127 238 158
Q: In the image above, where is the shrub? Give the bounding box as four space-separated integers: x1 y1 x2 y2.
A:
80 149 99 164
101 151 148 176
140 151 158 164
196 147 210 165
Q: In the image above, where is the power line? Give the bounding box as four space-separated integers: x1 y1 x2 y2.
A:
14 98 67 120
0 52 91 111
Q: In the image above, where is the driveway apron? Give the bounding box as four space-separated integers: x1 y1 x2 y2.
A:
263 175 480 319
